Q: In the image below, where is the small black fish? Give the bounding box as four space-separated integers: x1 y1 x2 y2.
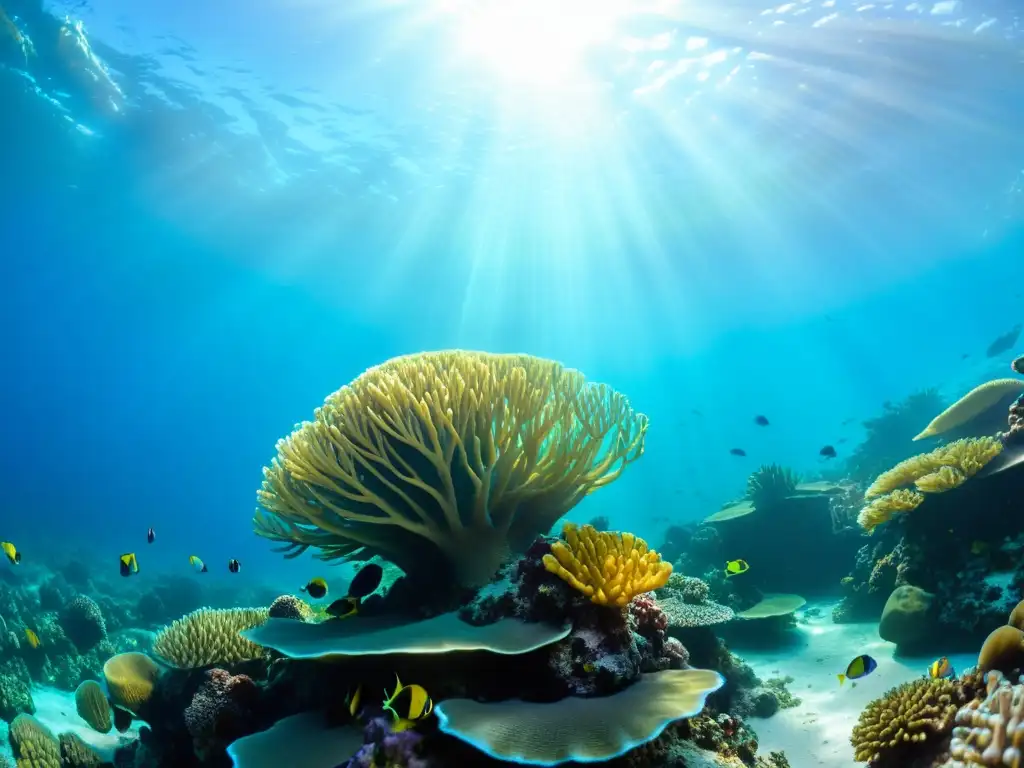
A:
1013 355 1024 375
820 445 837 459
147 527 155 544
987 324 1022 359
729 448 747 457
113 706 133 733
753 415 770 426
302 577 328 599
961 353 970 360
228 559 240 573
348 563 383 599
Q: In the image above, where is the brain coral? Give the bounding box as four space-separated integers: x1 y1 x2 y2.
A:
153 607 269 669
254 351 648 587
60 595 107 652
851 677 967 763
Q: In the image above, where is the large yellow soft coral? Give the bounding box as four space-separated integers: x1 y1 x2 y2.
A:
857 489 925 533
865 437 1003 499
255 351 648 587
543 523 672 606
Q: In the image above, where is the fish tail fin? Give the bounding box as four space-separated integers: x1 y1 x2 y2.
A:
837 674 846 686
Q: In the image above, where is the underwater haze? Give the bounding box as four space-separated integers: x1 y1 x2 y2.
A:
4 2 1024 768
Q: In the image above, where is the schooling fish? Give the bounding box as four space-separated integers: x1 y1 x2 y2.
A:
188 555 208 573
1 541 21 565
147 527 155 544
928 656 955 680
753 415 770 426
729 448 747 457
382 674 433 733
302 577 328 599
819 445 837 459
24 628 40 649
228 559 240 573
724 559 749 577
839 654 877 686
119 553 139 577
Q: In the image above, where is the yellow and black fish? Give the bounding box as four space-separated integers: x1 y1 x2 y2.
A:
189 555 208 573
24 628 40 649
301 577 328 599
382 674 433 732
228 559 240 573
839 654 877 686
725 559 749 577
119 553 139 577
2 541 21 565
326 596 360 619
928 656 955 680
346 684 363 718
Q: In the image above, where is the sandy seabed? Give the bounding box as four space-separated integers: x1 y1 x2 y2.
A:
742 601 975 768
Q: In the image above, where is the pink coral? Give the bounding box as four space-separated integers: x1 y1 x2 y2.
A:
184 668 259 760
629 593 668 637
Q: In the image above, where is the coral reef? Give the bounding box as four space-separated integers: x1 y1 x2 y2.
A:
184 668 260 761
152 608 268 669
543 523 672 606
846 389 947 484
745 465 798 511
253 351 648 588
945 670 1024 766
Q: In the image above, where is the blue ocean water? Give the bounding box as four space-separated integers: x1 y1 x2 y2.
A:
1 0 1022 592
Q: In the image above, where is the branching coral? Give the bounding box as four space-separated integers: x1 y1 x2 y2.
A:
745 464 799 510
945 670 1024 766
851 677 965 763
542 523 672 607
857 489 925 533
152 608 269 669
866 437 1003 499
254 351 648 587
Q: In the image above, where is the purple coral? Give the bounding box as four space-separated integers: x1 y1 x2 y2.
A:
346 715 431 768
629 593 668 638
184 668 259 760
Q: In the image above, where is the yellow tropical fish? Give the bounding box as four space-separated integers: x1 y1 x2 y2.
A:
119 552 138 577
188 555 208 573
838 654 877 686
928 656 955 680
301 577 328 599
347 684 362 718
24 628 39 648
1 541 20 565
725 559 749 577
382 674 433 732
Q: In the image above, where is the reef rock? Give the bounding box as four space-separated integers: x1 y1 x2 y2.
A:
879 585 935 648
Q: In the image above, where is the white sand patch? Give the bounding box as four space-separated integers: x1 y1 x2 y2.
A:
739 601 975 767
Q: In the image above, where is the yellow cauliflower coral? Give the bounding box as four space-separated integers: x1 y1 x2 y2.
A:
852 678 963 763
866 437 1002 499
543 523 672 606
857 489 925 533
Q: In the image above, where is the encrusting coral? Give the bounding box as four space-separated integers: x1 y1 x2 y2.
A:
152 607 269 669
851 677 968 763
254 351 648 587
542 523 672 606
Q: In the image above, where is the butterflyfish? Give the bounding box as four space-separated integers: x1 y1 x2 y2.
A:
301 577 328 599
119 553 139 577
929 656 955 680
348 563 383 599
2 541 21 565
382 674 433 733
228 559 240 573
326 596 360 619
725 559 749 577
24 628 40 648
189 555 208 573
838 654 877 686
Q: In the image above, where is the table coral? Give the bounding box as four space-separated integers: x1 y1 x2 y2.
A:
543 523 672 607
255 351 648 588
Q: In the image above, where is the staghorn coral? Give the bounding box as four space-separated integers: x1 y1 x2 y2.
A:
254 351 648 587
857 489 925 533
103 652 160 715
945 670 1024 766
73 680 111 733
866 438 1003 500
153 607 268 669
9 713 61 768
745 464 799 510
851 677 966 763
542 523 672 606
914 379 1024 441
